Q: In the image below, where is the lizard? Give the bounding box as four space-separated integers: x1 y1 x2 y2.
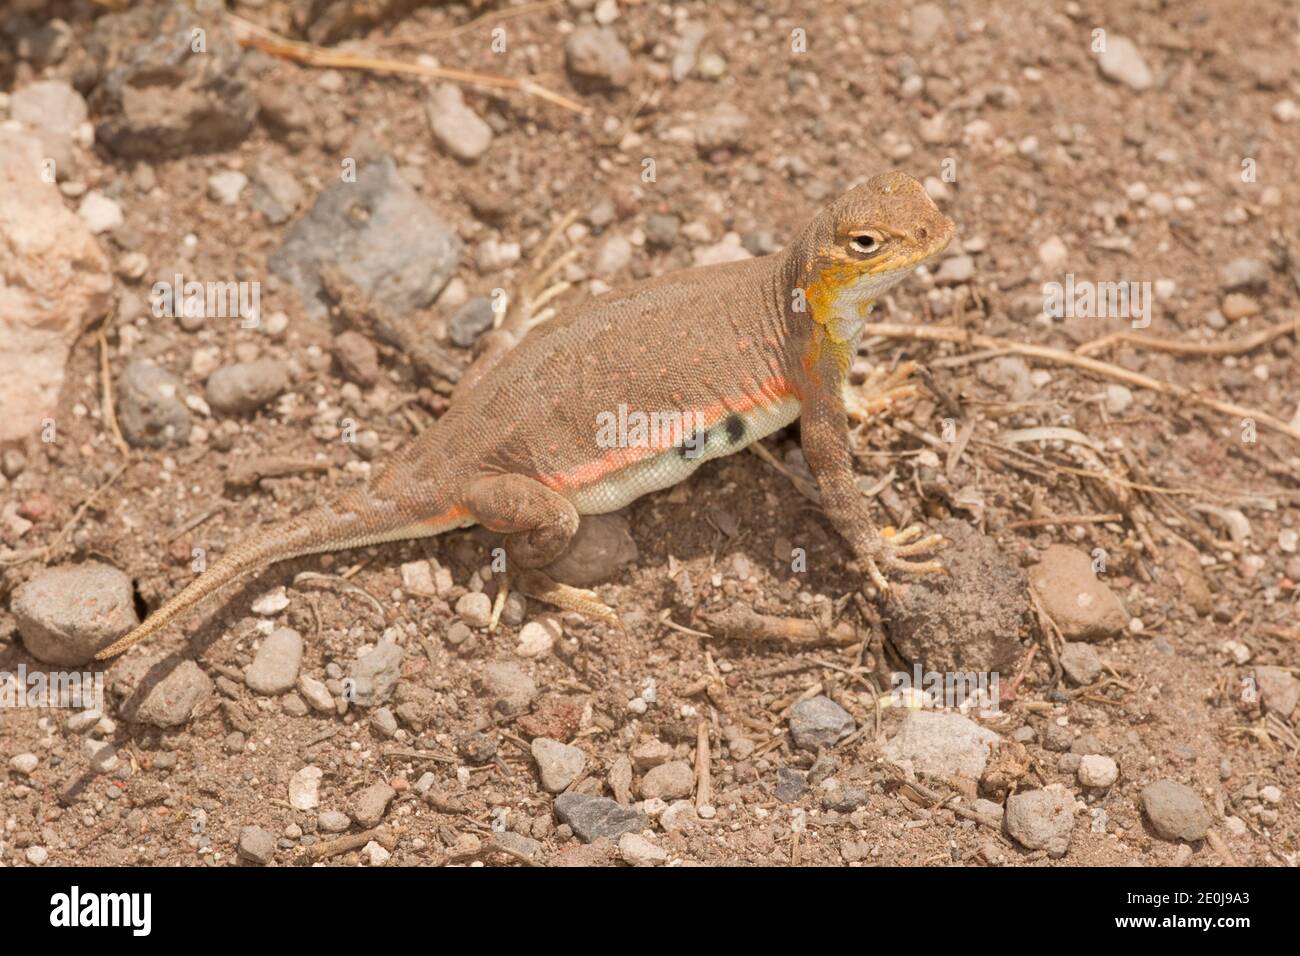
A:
96 170 956 661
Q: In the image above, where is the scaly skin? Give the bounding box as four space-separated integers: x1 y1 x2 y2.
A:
97 171 955 660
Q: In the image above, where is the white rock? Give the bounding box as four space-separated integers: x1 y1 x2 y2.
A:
207 170 248 205
362 840 391 866
1037 235 1068 270
618 832 667 866
1097 36 1153 91
77 190 123 233
9 752 39 775
25 846 49 865
251 587 290 616
1077 754 1119 788
515 619 558 659
288 765 323 810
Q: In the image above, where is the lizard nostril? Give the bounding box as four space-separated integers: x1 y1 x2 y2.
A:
916 226 929 242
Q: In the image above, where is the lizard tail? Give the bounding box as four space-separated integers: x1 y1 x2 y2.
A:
95 494 452 661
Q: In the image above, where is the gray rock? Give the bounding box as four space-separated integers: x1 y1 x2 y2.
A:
495 831 543 863
553 792 647 843
1005 787 1075 857
775 768 807 803
455 592 493 628
318 809 350 833
118 360 192 448
532 737 587 793
1060 642 1103 685
205 359 288 416
237 826 276 865
347 642 402 706
207 170 247 205
245 628 303 695
298 675 335 713
12 562 138 665
639 760 695 800
694 102 750 153
1042 723 1073 752
1141 780 1210 842
269 156 461 322
426 84 493 162
1255 665 1299 718
564 27 633 90
644 214 680 249
594 235 632 275
370 707 398 738
789 696 855 750
476 661 538 715
934 254 975 285
125 660 213 728
1078 754 1119 788
543 513 638 587
1097 36 1153 92
741 230 779 257
1029 545 1129 641
448 297 496 348
350 782 396 827
1219 257 1269 293
250 160 303 225
885 519 1030 676
10 79 87 139
89 0 257 157
882 710 1001 779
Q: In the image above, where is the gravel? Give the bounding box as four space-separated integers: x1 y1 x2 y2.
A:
565 27 633 89
12 561 138 665
1140 780 1210 842
619 832 667 866
1077 754 1120 788
298 675 335 713
426 83 493 162
788 695 855 750
245 628 303 695
1060 642 1103 686
456 592 493 628
476 661 538 715
1097 36 1153 91
448 297 496 348
121 659 213 728
775 767 807 803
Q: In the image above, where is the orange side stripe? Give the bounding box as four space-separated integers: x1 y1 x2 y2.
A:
537 375 796 493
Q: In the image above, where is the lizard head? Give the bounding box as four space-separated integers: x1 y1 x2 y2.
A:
797 171 956 345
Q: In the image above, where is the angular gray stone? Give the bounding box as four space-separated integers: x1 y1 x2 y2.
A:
251 160 304 225
237 825 276 864
245 628 303 695
89 0 257 157
448 297 495 348
1141 780 1210 842
554 792 647 843
117 360 192 448
1060 642 1103 686
269 156 461 322
1005 786 1075 857
882 710 1001 779
13 562 138 665
789 696 855 750
205 359 288 416
347 642 402 706
775 767 807 803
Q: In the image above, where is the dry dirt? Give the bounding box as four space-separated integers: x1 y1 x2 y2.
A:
0 0 1297 869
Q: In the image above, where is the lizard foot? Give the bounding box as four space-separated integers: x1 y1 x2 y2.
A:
513 569 624 632
844 360 923 425
864 524 948 593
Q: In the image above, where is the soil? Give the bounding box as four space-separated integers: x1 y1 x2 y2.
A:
0 0 1297 868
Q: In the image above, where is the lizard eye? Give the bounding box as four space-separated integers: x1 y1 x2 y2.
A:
849 232 883 256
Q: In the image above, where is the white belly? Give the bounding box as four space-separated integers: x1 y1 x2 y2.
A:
568 397 802 515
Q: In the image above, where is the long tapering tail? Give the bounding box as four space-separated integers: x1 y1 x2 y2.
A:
95 496 430 660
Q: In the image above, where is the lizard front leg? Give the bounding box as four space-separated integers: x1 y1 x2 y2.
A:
799 387 945 592
463 474 621 628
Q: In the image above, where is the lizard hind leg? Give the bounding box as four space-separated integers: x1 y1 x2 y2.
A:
464 474 623 630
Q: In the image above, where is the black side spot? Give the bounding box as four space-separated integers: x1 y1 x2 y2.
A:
131 579 150 621
724 414 745 444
